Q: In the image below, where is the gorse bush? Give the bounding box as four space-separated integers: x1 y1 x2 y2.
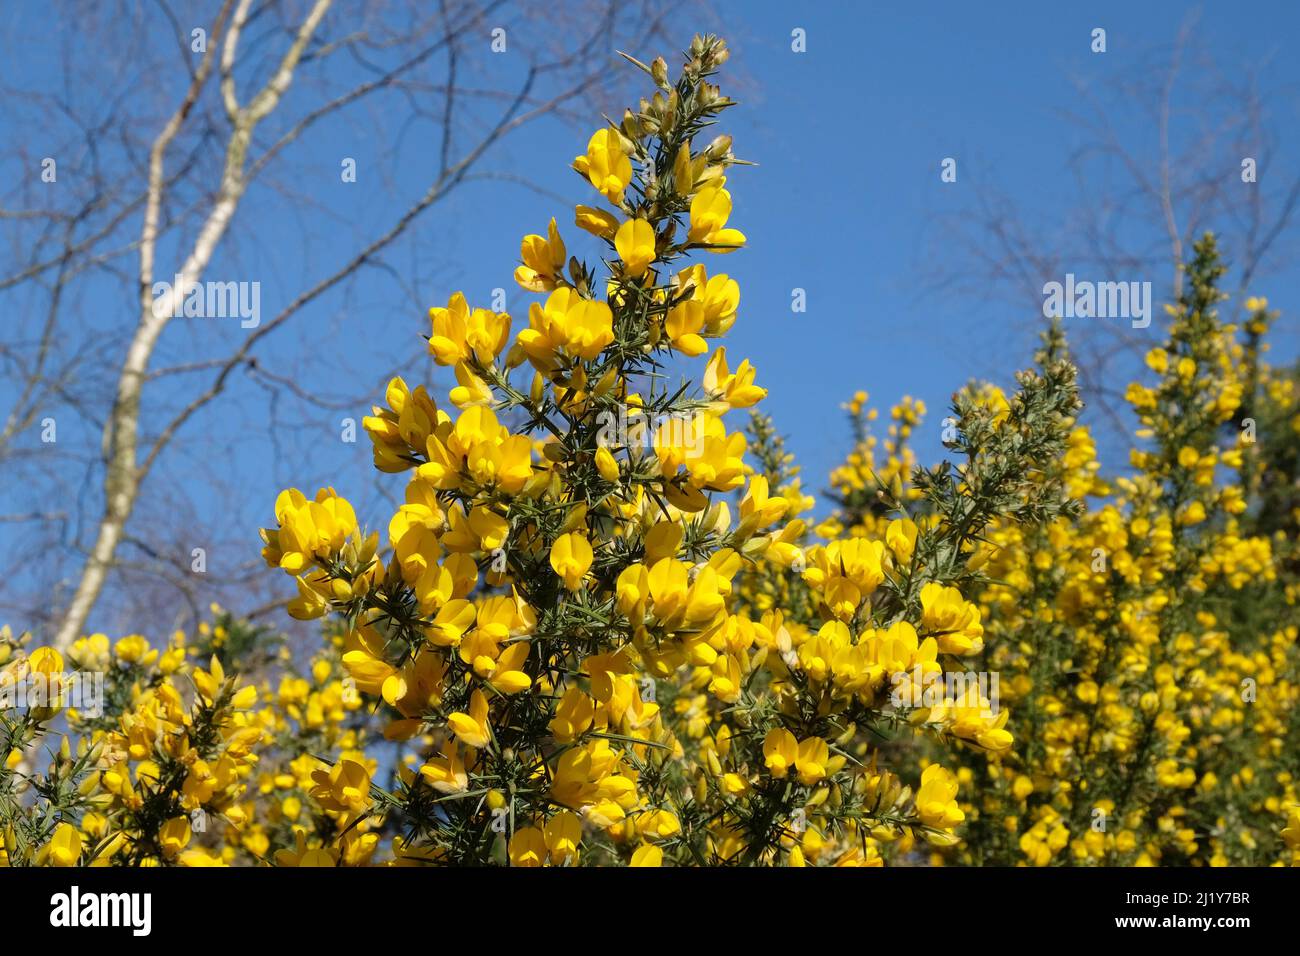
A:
949 245 1300 866
817 239 1300 866
250 33 1076 867
2 36 1297 867
1 612 376 866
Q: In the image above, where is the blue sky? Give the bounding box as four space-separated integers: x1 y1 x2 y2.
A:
405 0 1300 496
4 0 1299 632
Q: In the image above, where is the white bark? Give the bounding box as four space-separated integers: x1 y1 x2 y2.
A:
51 0 334 653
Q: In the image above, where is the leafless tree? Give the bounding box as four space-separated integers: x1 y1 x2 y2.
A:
924 14 1300 446
0 0 701 649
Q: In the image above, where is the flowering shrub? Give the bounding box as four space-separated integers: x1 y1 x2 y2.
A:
818 239 1300 866
2 36 1296 868
953 246 1300 866
248 34 1081 867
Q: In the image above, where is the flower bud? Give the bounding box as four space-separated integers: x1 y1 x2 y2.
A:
651 56 669 89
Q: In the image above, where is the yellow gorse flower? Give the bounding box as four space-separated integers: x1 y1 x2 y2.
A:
688 183 745 249
428 291 511 367
614 218 656 278
549 532 594 592
574 127 633 204
514 218 567 292
40 823 82 867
